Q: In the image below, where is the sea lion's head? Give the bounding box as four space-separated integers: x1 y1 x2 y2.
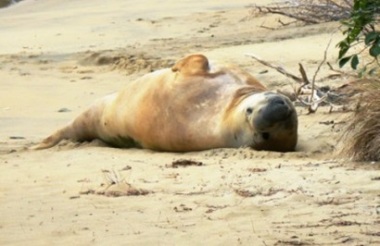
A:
229 90 298 152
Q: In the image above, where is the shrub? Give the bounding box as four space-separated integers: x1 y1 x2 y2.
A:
338 0 380 73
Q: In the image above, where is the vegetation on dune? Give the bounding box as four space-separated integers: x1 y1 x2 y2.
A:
252 0 380 161
250 0 353 24
338 0 380 73
338 0 380 161
343 84 380 161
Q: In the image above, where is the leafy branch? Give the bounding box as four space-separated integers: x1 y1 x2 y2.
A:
338 0 380 72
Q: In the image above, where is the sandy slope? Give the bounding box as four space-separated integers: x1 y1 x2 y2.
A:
0 0 379 245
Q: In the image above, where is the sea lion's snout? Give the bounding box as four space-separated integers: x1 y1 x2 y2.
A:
248 93 297 152
262 96 291 122
254 95 293 130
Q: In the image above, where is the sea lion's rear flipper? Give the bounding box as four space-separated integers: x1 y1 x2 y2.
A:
30 126 70 150
31 99 109 150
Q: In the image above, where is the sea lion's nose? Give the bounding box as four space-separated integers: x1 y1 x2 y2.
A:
269 97 285 106
254 96 291 130
264 96 290 122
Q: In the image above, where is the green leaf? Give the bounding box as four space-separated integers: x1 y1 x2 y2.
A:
347 27 361 43
369 43 380 58
365 31 379 45
340 20 351 26
351 55 359 70
339 56 352 68
338 41 349 59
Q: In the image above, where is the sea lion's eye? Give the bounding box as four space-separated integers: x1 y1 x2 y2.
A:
262 132 270 140
246 107 253 114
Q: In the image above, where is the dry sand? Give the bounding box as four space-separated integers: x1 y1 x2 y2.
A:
0 0 379 245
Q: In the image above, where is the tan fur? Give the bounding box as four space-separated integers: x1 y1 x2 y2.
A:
33 54 298 152
171 54 210 76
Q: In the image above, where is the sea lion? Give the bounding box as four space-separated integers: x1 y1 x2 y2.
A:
32 54 297 152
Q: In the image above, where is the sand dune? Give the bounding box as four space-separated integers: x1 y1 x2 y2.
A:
0 0 379 245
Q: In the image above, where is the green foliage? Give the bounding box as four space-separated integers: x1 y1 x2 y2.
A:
338 0 380 71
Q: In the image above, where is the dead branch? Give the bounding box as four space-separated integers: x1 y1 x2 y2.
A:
255 6 319 24
327 62 358 78
297 93 327 110
306 38 332 113
245 53 303 83
259 24 276 30
249 0 352 24
246 41 353 114
313 39 332 83
278 19 297 26
296 63 319 112
299 63 310 84
246 52 330 113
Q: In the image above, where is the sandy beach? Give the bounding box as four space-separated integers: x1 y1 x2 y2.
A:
0 0 379 245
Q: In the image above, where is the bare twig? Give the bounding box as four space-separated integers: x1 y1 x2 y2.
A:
327 62 357 77
299 63 310 84
249 0 352 24
297 94 327 107
245 53 303 83
305 38 333 113
257 7 319 24
246 53 324 112
313 38 332 83
259 24 276 30
327 62 345 74
278 19 297 26
246 41 349 113
296 63 321 113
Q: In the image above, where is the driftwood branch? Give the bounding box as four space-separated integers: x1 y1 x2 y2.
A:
327 62 359 78
245 54 303 83
246 41 344 113
304 38 332 113
299 64 310 84
297 63 322 113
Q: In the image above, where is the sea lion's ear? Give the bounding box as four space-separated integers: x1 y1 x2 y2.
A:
171 54 210 75
171 59 183 72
